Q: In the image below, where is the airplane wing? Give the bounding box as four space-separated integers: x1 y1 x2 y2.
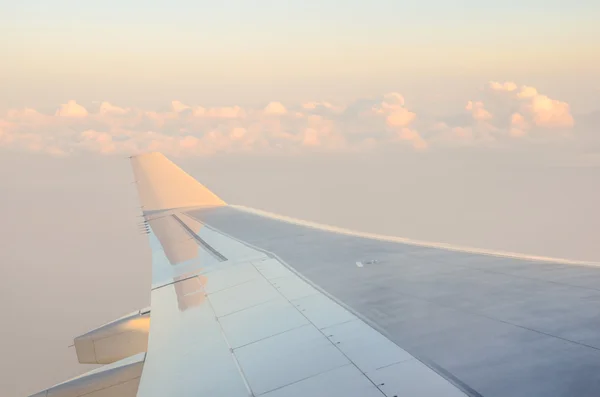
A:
31 152 600 397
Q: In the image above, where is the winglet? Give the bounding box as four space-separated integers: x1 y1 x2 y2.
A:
131 152 225 212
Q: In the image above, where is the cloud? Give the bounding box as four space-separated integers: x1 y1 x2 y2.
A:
510 113 528 137
527 94 574 128
517 85 538 99
429 81 577 146
396 128 428 150
263 102 287 115
380 92 405 109
386 108 417 127
465 101 492 121
55 100 88 118
99 102 129 116
193 105 245 119
79 130 117 154
230 127 247 141
0 82 582 157
6 108 44 121
489 81 518 92
299 115 346 150
487 82 575 132
302 128 321 147
171 100 191 113
301 101 344 114
441 81 577 141
428 122 495 147
366 92 424 149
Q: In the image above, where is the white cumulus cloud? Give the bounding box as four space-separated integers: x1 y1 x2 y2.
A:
0 82 583 157
55 100 88 118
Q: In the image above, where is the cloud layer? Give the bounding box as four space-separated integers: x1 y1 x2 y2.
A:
0 82 581 156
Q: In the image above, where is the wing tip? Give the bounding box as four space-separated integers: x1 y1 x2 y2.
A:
131 152 226 211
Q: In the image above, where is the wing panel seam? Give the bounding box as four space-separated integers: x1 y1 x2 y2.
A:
198 220 481 397
244 260 387 396
204 288 255 396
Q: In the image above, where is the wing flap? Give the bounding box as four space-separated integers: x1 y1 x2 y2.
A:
30 354 145 397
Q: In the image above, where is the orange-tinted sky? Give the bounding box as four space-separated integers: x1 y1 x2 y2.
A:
1 1 600 111
2 5 600 394
1 1 599 159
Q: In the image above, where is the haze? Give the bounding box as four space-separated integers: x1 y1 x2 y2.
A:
1 1 599 396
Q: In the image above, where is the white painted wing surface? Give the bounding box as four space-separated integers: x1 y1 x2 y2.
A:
29 151 600 397
131 153 469 397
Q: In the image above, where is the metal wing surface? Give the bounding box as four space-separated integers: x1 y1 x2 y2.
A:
131 152 468 397
30 152 600 397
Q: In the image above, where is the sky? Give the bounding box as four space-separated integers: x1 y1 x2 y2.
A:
1 1 600 396
1 1 600 110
